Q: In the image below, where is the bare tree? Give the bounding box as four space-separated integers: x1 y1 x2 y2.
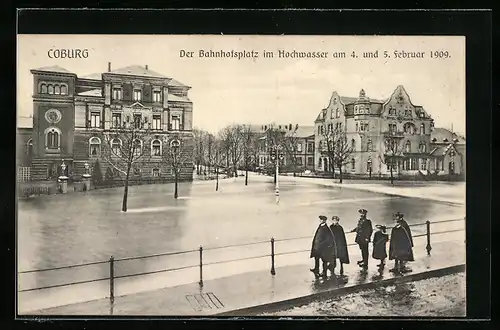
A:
282 124 301 177
241 124 257 186
99 122 151 212
264 123 287 184
193 128 208 176
208 136 224 191
332 128 353 183
319 123 354 183
219 124 245 178
161 133 193 198
379 135 405 184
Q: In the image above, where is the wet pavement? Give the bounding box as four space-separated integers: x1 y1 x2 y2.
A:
26 230 465 315
17 173 465 313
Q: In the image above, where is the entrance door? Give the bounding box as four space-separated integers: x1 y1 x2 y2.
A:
449 161 455 175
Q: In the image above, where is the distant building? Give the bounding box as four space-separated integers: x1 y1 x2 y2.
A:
253 124 315 172
428 128 466 176
314 86 465 178
19 63 194 182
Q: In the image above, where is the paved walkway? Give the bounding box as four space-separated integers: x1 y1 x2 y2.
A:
28 232 465 316
275 175 465 205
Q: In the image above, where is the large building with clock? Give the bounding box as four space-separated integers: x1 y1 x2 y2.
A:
314 85 465 178
21 63 194 182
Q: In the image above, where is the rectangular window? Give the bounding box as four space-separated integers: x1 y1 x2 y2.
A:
152 168 160 177
296 157 303 165
113 88 122 100
307 143 314 153
171 115 180 130
411 158 418 170
297 143 302 152
153 90 162 103
112 113 121 128
133 89 142 101
152 114 161 130
307 157 314 166
420 158 427 170
90 112 100 128
134 114 142 129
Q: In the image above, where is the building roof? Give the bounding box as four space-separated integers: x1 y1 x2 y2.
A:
78 89 102 97
168 94 190 102
431 128 466 144
168 78 190 88
108 65 168 78
80 73 103 80
287 125 315 138
32 65 73 74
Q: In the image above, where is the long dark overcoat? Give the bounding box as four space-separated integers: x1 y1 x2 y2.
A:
399 219 414 247
389 224 415 261
310 224 335 262
330 224 350 264
372 231 389 260
354 218 373 245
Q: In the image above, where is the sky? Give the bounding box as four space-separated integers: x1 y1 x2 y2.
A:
17 35 465 135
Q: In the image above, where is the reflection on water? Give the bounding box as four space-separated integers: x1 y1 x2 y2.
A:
17 178 465 312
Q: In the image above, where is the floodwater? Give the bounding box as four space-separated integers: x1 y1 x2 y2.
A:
17 174 465 312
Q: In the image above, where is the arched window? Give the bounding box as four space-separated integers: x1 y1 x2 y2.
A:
351 139 356 150
111 138 121 156
54 85 61 95
151 139 162 156
419 142 427 153
133 139 143 157
44 127 61 150
351 158 356 170
403 122 416 135
60 85 68 95
26 139 33 157
405 140 411 153
89 137 101 157
420 123 425 135
40 84 47 94
47 84 54 94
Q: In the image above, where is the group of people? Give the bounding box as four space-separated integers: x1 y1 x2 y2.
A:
310 209 414 277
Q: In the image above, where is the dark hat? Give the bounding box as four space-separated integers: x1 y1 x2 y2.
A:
376 225 387 230
332 216 340 221
319 215 327 221
393 212 403 219
358 209 367 215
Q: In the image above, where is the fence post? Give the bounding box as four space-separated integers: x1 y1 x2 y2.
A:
199 246 204 287
270 237 276 275
109 256 115 304
426 221 432 255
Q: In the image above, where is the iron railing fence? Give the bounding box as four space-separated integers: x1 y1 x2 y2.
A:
18 217 466 305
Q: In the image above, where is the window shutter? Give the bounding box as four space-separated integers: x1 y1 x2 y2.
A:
123 83 132 101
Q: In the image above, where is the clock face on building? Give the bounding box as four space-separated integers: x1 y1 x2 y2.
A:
45 109 62 124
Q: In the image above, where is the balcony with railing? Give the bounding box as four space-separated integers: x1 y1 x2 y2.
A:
382 130 405 138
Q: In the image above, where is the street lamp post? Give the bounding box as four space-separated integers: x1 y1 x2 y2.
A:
171 139 181 199
271 145 284 204
367 157 372 179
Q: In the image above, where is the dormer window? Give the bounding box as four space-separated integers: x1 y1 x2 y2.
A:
133 89 142 101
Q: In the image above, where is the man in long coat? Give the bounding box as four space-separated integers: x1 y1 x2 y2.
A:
351 209 373 270
329 216 350 275
310 215 335 277
372 225 389 267
389 213 415 273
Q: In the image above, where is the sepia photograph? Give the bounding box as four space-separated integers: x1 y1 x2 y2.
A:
16 34 466 317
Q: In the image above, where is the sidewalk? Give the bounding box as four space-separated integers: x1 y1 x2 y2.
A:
28 236 465 316
274 175 466 206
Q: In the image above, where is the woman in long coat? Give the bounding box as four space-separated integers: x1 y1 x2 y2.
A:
389 216 414 272
310 215 335 277
372 225 389 267
329 216 349 275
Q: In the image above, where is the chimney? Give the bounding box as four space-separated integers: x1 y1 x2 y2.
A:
145 65 148 70
108 62 111 72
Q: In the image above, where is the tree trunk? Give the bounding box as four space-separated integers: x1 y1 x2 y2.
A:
216 166 219 191
245 168 248 185
339 165 343 184
390 163 394 185
274 168 277 184
122 165 131 212
174 170 179 198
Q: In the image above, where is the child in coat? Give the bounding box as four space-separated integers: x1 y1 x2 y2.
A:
372 225 389 267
